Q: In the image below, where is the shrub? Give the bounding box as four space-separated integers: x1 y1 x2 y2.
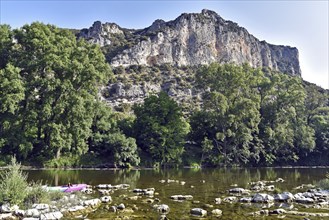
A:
316 173 329 189
0 157 29 205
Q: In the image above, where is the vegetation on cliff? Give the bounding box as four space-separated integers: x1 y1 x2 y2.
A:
0 23 328 167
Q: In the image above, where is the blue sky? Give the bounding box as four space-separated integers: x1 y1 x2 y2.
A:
1 0 328 89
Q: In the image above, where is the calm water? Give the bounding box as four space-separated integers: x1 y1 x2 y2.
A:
23 168 328 219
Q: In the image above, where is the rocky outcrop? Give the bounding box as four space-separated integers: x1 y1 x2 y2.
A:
78 9 301 76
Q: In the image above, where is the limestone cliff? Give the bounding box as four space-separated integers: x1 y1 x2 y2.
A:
78 9 301 76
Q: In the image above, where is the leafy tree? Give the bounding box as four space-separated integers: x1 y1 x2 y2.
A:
303 83 329 164
257 71 315 165
0 22 112 161
192 63 262 166
89 102 140 167
133 92 189 166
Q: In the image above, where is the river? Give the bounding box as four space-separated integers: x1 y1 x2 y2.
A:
24 167 328 219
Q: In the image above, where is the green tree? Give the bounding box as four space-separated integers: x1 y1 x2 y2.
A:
133 92 189 166
89 102 140 167
192 63 262 166
303 83 329 164
257 72 315 165
0 22 112 161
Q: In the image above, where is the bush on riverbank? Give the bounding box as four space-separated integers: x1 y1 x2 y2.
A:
316 173 329 189
0 157 29 205
0 157 65 207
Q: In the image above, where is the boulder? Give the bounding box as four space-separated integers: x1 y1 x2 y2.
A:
211 209 222 216
117 203 125 210
67 206 85 212
25 209 40 218
32 204 49 210
82 199 101 207
100 196 112 203
0 204 19 213
269 209 286 215
190 208 207 217
274 192 295 202
214 198 222 204
39 211 63 220
252 193 274 203
156 204 170 214
295 197 315 204
229 188 250 195
239 197 252 203
223 196 237 203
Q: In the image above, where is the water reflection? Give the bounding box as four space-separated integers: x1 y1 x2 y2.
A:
25 167 327 190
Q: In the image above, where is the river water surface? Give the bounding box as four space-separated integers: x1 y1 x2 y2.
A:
25 168 328 219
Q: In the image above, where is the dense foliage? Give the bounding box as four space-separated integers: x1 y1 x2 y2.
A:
0 23 328 167
133 92 189 167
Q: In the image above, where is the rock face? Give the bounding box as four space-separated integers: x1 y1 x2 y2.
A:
78 9 301 76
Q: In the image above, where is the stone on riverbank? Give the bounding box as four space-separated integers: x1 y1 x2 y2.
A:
39 211 63 220
170 195 193 200
274 192 295 202
155 204 170 214
211 209 222 216
190 208 207 217
252 193 274 203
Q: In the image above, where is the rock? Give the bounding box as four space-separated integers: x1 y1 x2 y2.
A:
229 188 250 195
39 211 63 220
32 203 49 210
117 203 125 210
25 209 40 218
94 10 302 77
0 204 19 213
109 206 117 213
287 211 329 217
180 181 186 185
128 196 140 200
269 209 286 215
211 209 222 216
159 180 166 183
14 209 25 217
250 209 269 216
264 185 275 191
98 189 111 195
96 184 109 189
158 214 168 220
276 178 285 183
190 208 207 217
0 213 14 219
295 197 315 204
239 197 252 203
274 192 295 202
214 198 222 204
81 188 93 194
252 193 275 203
156 204 170 214
68 206 85 212
100 196 112 203
223 196 237 203
82 199 101 207
192 200 200 204
170 195 193 200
